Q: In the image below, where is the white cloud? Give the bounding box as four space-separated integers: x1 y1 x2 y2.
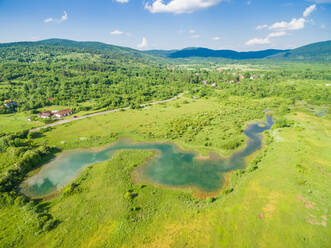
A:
321 24 326 29
267 31 287 38
269 18 305 31
145 0 222 14
116 0 129 3
191 34 200 39
256 24 268 30
245 37 270 46
189 29 196 33
246 31 287 46
212 36 221 40
137 37 148 49
110 29 123 35
303 4 316 17
59 11 68 23
44 18 53 23
44 11 68 24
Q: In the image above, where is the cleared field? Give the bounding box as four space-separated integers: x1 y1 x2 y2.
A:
0 112 43 134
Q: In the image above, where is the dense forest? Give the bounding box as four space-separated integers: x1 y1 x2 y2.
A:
0 39 330 115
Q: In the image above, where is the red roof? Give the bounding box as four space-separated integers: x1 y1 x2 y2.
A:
56 109 72 115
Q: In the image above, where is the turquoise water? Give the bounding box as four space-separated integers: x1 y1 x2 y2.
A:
21 116 273 197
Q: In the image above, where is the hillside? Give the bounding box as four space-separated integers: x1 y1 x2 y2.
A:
0 38 155 63
269 40 331 62
145 40 331 61
1 39 330 62
160 48 287 60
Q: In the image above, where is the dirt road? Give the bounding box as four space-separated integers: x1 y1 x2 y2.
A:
31 93 183 132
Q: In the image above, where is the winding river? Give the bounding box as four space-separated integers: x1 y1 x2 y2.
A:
21 115 273 197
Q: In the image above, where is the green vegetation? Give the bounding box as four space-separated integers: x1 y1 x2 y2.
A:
147 40 331 62
0 39 330 247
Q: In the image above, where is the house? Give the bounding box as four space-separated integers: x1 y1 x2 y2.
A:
250 76 254 80
55 109 72 118
229 80 235 84
4 100 17 108
38 110 52 119
212 82 217 87
202 80 208 85
217 68 223 73
239 74 245 80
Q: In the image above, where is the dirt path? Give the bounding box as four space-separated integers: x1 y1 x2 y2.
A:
30 93 183 132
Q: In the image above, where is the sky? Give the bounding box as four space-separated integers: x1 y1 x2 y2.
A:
0 0 330 51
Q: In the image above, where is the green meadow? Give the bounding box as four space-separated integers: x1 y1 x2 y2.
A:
34 95 285 156
1 94 330 248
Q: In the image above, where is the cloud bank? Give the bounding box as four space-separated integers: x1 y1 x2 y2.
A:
247 4 317 46
145 0 222 14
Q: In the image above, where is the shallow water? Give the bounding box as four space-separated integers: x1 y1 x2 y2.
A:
21 116 273 197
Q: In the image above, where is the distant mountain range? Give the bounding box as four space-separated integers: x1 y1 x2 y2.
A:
1 39 330 62
147 48 288 60
146 40 331 61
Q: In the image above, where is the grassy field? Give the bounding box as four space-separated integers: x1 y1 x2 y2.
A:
1 107 329 248
0 94 330 248
0 112 43 135
34 95 286 157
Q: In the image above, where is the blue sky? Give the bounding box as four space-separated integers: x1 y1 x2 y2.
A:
0 0 330 51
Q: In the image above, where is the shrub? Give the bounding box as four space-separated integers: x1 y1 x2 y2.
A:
124 191 138 200
224 187 234 194
205 197 215 203
274 117 291 128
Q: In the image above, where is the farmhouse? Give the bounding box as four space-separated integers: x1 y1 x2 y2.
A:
38 110 52 119
55 109 72 118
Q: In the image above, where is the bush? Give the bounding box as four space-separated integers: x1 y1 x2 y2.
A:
205 197 215 203
224 187 234 194
274 117 291 128
124 191 138 200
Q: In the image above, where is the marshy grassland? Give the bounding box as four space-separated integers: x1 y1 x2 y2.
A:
0 94 330 248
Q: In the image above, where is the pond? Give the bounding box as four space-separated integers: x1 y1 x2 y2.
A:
21 115 273 197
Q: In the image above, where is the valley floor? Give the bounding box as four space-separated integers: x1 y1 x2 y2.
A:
0 96 330 248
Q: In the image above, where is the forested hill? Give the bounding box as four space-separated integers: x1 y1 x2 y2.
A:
0 39 184 114
145 40 331 61
0 39 155 63
268 40 331 62
1 38 330 62
152 48 287 59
